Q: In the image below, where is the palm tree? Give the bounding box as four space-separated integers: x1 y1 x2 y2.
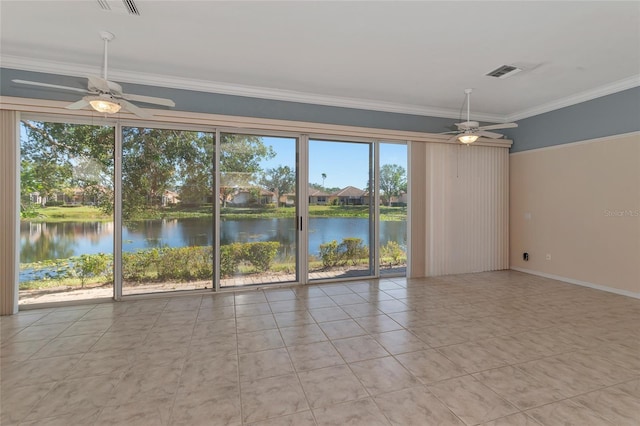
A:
321 173 327 189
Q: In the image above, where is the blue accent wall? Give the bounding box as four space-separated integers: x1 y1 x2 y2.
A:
3 68 637 149
504 87 640 153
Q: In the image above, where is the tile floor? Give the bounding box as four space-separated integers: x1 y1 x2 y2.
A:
1 270 639 425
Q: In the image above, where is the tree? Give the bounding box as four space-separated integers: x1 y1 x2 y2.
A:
321 173 327 189
259 165 295 207
219 134 275 207
20 120 114 211
379 164 406 206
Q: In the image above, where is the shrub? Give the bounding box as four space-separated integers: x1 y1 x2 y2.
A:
241 241 279 272
339 238 368 266
157 246 213 281
122 248 161 281
76 253 112 287
319 240 340 268
380 241 405 266
220 244 242 277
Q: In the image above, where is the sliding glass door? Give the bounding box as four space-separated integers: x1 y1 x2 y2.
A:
121 126 214 295
219 133 298 287
307 139 374 280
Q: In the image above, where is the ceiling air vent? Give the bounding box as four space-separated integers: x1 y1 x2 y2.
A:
96 0 140 16
122 0 140 16
486 65 522 79
96 0 111 10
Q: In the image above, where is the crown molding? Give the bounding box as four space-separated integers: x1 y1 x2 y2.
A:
3 55 638 124
505 75 640 122
0 55 504 122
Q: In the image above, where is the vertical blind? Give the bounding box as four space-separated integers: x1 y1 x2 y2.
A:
1 110 19 315
411 142 509 277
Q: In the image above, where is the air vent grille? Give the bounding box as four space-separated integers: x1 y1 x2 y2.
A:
96 0 140 15
122 0 140 15
96 0 111 10
486 65 522 79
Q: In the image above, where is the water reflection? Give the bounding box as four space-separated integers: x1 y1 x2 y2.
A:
21 217 406 264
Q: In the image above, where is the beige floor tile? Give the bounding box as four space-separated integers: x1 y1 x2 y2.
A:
235 302 272 317
237 329 284 353
525 399 615 426
473 365 566 410
329 293 368 306
287 341 345 371
427 375 518 425
1 354 84 387
309 306 350 323
373 386 465 425
350 356 420 395
572 384 640 425
235 313 277 333
94 397 173 426
7 322 70 342
299 365 368 408
170 383 241 426
313 398 390 426
373 329 430 355
340 303 383 318
235 292 268 305
318 319 367 340
479 412 542 425
268 299 307 313
0 382 54 425
246 410 317 426
19 409 101 426
615 378 640 399
279 323 328 346
437 341 507 373
395 349 467 385
106 364 182 406
25 374 120 421
240 373 309 423
239 347 295 382
332 335 389 362
273 310 316 328
354 314 403 333
180 352 238 387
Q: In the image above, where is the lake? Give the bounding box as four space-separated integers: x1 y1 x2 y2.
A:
20 217 407 266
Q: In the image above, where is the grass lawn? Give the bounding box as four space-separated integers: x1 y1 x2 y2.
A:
25 204 407 222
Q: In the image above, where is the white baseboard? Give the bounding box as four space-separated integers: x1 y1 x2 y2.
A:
510 267 640 300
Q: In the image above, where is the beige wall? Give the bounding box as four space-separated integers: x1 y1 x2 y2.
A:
510 132 640 296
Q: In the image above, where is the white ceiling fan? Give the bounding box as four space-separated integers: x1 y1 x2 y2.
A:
443 89 517 144
12 31 175 119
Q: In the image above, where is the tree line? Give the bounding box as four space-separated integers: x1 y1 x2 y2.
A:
20 121 406 219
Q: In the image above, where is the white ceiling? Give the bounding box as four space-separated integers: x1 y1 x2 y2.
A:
1 1 639 121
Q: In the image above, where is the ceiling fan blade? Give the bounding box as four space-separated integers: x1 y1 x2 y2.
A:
448 134 460 143
476 130 504 139
65 99 90 110
87 75 123 94
121 93 176 107
120 99 152 119
478 122 518 131
439 131 460 135
12 79 89 94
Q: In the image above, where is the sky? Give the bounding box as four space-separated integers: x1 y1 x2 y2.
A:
260 137 407 190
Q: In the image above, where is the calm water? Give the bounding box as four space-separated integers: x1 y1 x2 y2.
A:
20 217 406 266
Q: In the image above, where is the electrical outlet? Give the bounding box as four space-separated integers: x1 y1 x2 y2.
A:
546 254 551 261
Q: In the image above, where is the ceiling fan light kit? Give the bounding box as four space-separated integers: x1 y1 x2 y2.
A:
86 95 121 114
458 134 479 144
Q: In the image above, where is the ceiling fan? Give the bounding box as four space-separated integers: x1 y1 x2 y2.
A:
443 88 517 144
12 31 175 119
